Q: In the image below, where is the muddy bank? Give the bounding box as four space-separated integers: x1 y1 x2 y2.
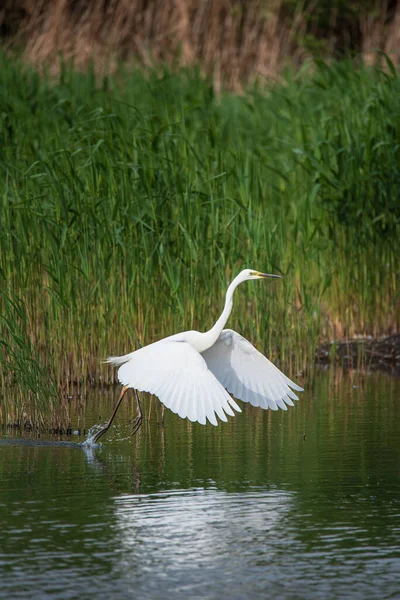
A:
316 335 400 375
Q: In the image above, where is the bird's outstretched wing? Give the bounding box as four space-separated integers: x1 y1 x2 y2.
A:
201 329 303 411
115 340 241 425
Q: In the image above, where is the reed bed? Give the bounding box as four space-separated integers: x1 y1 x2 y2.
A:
0 55 398 427
3 1 400 88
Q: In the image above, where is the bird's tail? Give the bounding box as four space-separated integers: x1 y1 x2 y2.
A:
104 353 133 366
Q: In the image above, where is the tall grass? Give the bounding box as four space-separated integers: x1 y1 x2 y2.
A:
0 55 398 426
0 293 61 428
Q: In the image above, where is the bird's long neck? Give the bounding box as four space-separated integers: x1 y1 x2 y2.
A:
201 277 239 351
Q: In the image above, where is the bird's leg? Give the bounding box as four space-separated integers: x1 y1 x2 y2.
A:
130 390 143 436
93 385 129 443
161 404 165 426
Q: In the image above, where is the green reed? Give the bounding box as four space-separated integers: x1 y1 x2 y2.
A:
0 55 398 426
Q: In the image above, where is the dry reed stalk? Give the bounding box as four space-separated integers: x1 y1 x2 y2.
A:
360 1 400 66
3 1 400 85
2 0 307 87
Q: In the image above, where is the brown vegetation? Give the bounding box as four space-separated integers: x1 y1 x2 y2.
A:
1 1 400 86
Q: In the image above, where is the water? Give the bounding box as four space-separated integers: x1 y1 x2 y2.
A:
0 371 399 600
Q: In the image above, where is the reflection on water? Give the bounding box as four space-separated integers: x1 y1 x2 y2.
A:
114 488 293 598
0 371 399 599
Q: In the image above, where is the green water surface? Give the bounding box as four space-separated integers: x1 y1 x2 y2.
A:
0 371 399 600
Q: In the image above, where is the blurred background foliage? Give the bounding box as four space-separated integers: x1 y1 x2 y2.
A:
1 1 400 87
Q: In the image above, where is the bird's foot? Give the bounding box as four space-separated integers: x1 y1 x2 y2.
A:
93 425 109 444
130 415 143 436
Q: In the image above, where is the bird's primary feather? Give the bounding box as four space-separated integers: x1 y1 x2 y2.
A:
109 328 302 426
115 339 241 426
201 329 303 411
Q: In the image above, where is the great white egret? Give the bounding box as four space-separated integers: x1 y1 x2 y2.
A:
93 269 303 443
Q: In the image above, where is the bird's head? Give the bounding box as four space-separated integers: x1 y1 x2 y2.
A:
237 268 282 282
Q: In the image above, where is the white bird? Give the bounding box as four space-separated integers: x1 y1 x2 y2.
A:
93 269 303 443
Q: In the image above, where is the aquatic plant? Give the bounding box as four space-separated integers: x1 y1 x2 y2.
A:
0 293 62 428
0 55 398 426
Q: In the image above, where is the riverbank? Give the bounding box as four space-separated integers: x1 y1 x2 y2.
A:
316 335 400 375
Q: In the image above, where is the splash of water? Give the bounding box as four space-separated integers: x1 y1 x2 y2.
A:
81 423 133 446
81 424 103 447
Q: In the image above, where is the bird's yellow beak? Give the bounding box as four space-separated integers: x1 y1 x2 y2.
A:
251 271 282 279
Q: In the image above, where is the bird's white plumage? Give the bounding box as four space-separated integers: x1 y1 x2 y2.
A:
97 269 304 442
116 339 241 426
201 329 303 411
